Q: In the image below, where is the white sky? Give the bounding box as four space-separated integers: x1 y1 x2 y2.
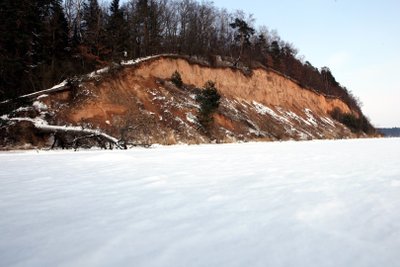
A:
211 0 400 127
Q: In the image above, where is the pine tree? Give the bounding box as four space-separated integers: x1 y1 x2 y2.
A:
135 0 162 56
148 0 162 55
171 71 183 87
82 0 107 67
196 81 221 129
107 0 128 61
28 0 70 89
136 0 149 56
230 18 255 61
270 41 281 68
45 1 69 71
0 0 43 99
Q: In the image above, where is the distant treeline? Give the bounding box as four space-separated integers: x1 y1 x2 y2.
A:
378 128 400 137
0 0 362 114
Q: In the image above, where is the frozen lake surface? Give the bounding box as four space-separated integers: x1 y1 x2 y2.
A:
1 138 400 267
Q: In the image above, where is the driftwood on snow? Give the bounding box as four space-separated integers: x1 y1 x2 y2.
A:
8 118 126 150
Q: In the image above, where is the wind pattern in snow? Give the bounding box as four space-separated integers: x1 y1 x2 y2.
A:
1 138 400 267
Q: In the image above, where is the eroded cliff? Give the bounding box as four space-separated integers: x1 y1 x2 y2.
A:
0 55 369 149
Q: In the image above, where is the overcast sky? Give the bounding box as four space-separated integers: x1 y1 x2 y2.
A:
210 0 400 127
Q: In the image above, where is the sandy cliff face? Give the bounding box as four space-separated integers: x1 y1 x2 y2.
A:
132 57 352 115
1 55 363 149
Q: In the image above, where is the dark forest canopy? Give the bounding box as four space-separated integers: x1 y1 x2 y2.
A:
0 0 362 114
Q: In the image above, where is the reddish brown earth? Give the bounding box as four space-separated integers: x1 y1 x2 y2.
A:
1 55 368 149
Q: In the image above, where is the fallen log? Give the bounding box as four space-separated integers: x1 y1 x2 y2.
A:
8 117 125 149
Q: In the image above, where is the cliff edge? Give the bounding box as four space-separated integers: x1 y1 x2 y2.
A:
0 55 375 149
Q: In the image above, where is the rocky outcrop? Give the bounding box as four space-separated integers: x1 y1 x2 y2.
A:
0 55 370 149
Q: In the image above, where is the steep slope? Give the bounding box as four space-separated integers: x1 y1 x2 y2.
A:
0 55 371 149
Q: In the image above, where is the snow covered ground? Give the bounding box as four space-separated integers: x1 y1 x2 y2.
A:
1 138 400 267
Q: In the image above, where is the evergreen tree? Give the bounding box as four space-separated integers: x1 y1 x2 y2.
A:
171 71 183 87
136 0 150 56
254 33 269 63
147 0 162 55
28 0 70 89
43 0 69 72
230 18 255 60
107 0 128 61
270 41 281 57
270 40 281 68
82 0 107 67
196 81 221 129
0 0 43 99
84 0 102 50
132 0 162 56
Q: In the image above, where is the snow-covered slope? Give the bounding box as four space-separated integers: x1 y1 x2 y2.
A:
1 138 399 266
